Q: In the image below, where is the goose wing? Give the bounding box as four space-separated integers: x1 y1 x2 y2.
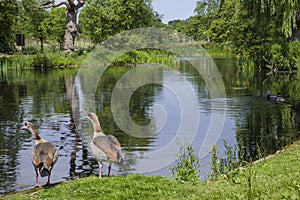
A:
93 136 123 162
31 142 58 171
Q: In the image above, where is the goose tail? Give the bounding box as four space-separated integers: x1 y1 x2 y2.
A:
38 163 50 177
116 150 124 163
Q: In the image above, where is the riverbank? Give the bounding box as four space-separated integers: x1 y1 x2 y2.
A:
2 140 299 199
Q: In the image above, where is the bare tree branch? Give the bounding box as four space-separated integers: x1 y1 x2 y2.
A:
39 0 67 9
76 0 85 10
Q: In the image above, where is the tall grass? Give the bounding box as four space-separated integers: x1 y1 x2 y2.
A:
0 52 86 71
113 49 177 66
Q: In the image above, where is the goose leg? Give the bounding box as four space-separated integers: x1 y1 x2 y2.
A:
46 171 51 185
98 162 103 179
108 163 112 177
34 169 40 187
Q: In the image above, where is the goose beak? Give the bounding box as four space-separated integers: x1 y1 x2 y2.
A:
82 116 89 121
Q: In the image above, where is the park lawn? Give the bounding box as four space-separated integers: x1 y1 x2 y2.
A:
2 140 300 200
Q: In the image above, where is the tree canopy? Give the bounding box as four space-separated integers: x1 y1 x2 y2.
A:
169 0 300 69
241 0 300 37
0 0 18 52
78 0 163 43
0 0 299 70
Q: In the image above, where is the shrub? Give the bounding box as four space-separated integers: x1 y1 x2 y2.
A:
209 144 221 180
169 142 200 183
287 40 300 69
268 41 300 71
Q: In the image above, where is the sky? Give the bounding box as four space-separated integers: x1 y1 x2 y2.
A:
152 0 198 24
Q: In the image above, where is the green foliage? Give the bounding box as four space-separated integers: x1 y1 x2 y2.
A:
209 144 221 180
79 0 163 43
269 43 290 70
235 53 256 71
114 50 176 65
0 52 86 70
22 46 39 54
209 141 248 182
207 0 237 43
28 53 53 68
287 40 300 69
195 0 221 16
0 0 18 52
17 0 49 51
169 142 200 183
241 0 299 37
40 8 65 47
267 40 300 71
169 0 221 41
167 0 296 70
223 140 240 172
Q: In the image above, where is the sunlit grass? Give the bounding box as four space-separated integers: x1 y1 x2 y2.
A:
3 140 300 200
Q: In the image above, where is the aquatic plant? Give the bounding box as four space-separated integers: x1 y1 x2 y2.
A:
169 141 200 183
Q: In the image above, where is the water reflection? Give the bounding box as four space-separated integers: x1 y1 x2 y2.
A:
0 58 300 195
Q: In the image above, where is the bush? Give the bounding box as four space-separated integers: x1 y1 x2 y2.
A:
287 40 300 69
28 53 54 69
268 41 300 71
269 43 290 70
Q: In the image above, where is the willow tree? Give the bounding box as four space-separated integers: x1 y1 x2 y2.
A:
241 0 300 38
41 0 85 52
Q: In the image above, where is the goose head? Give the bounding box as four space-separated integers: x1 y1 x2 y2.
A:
21 121 45 143
83 112 103 134
21 122 36 133
83 112 99 122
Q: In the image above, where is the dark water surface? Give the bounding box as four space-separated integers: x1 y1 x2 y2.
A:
0 57 299 195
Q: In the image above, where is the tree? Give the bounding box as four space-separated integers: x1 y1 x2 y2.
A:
194 0 221 16
17 0 49 52
41 8 66 49
208 0 237 43
79 0 162 43
0 0 18 53
241 0 300 38
193 0 222 41
40 0 85 52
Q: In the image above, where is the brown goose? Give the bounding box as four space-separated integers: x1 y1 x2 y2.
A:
84 112 124 178
21 122 58 187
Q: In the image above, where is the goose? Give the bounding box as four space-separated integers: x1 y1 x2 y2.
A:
275 94 290 104
20 122 58 187
83 112 124 178
267 93 290 104
267 93 279 101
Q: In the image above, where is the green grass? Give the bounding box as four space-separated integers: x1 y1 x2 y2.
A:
2 141 300 200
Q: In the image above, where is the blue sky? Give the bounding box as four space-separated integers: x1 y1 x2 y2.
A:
152 0 198 23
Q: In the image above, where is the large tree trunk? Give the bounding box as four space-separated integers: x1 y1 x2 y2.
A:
64 2 78 52
40 0 85 52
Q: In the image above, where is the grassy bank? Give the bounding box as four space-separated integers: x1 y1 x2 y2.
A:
2 140 300 200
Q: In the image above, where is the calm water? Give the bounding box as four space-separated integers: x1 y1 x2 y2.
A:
1 57 300 195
